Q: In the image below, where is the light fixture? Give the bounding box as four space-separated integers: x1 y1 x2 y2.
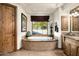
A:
73 11 78 17
70 10 79 17
70 6 79 16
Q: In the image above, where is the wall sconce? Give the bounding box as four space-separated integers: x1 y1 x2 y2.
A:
71 11 79 17
70 6 79 16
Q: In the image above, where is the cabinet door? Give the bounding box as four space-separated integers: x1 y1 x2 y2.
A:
77 47 79 56
64 38 71 56
71 45 77 56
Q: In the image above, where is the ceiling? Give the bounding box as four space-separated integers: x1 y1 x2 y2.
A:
16 3 64 15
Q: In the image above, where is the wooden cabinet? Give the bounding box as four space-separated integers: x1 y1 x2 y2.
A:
0 4 17 53
71 44 77 56
64 39 71 56
77 47 79 56
62 35 79 56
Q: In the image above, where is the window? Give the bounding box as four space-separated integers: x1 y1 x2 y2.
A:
32 22 48 35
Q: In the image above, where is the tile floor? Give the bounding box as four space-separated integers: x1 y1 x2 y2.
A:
0 49 66 56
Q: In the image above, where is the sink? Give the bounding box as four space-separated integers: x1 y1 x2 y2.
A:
66 33 76 36
65 33 79 36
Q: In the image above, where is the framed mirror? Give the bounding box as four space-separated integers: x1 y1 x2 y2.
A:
21 13 27 32
61 16 68 31
70 6 79 31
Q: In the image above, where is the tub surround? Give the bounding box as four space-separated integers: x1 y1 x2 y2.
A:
22 37 58 51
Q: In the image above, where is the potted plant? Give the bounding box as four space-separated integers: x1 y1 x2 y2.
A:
25 31 31 40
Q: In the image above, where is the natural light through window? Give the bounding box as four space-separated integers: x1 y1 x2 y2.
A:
32 22 48 35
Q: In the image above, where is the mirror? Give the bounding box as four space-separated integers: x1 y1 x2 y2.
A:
70 6 79 32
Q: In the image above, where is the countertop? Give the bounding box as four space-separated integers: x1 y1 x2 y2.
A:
62 33 79 41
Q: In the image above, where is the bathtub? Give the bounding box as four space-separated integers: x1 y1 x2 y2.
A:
22 37 58 51
28 37 53 41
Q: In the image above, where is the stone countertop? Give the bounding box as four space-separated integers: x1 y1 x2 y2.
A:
64 35 79 41
62 32 79 41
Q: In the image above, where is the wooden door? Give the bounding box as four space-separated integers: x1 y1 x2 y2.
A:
0 4 3 52
0 4 16 53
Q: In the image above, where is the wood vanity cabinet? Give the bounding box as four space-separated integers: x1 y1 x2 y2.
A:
71 44 77 56
77 48 79 55
64 39 71 56
61 35 79 56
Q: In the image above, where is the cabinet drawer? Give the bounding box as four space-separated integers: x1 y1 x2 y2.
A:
77 47 79 56
71 45 77 56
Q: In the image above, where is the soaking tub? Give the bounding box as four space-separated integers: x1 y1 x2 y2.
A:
22 37 58 51
28 37 53 41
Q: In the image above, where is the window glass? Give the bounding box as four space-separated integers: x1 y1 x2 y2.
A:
32 22 48 35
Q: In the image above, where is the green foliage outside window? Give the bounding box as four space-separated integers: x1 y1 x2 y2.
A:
33 22 47 29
